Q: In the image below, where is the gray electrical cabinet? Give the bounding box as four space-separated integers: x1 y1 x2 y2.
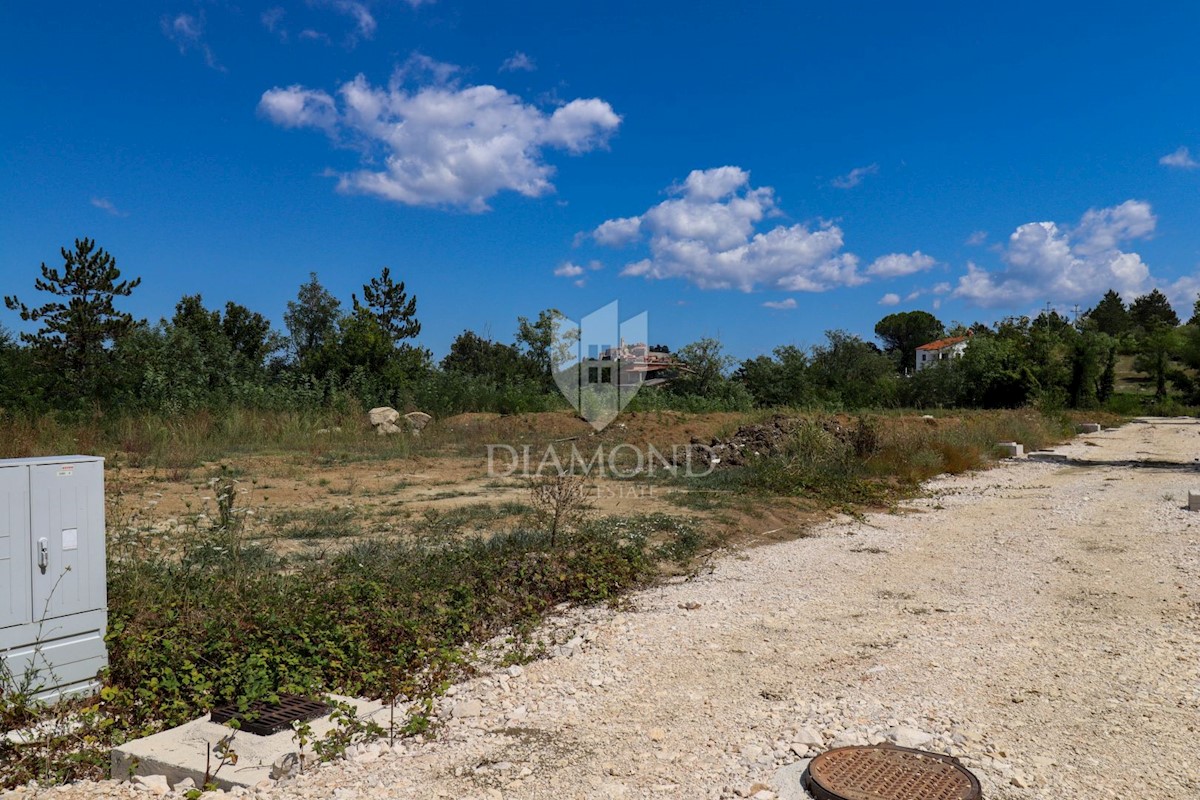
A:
0 455 108 701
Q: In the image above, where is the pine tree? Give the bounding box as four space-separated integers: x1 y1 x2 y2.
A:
1084 290 1130 336
4 238 141 398
873 310 945 373
352 267 420 343
1129 288 1179 332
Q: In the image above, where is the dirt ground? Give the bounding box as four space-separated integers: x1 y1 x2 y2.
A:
103 410 811 557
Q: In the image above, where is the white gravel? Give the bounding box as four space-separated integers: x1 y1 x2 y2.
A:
9 417 1200 800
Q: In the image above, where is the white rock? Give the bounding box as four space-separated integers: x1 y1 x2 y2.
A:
131 775 169 795
271 752 301 779
793 727 823 748
368 407 400 426
404 411 432 431
886 726 934 749
453 699 483 718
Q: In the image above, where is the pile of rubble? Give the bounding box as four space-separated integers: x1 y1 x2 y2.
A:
677 415 867 469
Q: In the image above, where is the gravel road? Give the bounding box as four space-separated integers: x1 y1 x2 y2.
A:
11 417 1200 800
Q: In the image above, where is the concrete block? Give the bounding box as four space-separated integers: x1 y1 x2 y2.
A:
1189 491 1200 512
1077 423 1101 433
111 695 387 789
997 442 1024 458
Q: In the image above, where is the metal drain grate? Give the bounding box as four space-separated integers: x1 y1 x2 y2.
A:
210 695 330 736
803 745 982 800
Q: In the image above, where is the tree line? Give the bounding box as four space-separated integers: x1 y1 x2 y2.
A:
2 238 1198 417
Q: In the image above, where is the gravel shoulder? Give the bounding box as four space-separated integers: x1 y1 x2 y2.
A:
13 417 1200 800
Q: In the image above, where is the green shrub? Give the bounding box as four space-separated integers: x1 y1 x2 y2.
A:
2 504 709 789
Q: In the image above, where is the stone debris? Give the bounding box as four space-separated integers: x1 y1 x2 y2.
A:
675 415 869 468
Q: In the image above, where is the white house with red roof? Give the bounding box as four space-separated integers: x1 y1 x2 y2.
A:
914 335 969 372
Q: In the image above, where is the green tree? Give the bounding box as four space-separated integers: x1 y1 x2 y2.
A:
221 301 281 370
1085 290 1131 336
1096 345 1116 403
1134 326 1181 400
352 266 421 343
735 345 811 407
442 330 529 382
957 335 1038 408
873 310 945 373
308 308 395 384
0 327 39 410
672 337 735 396
4 238 142 400
515 309 567 387
808 330 897 408
947 320 992 338
285 273 342 368
1129 289 1179 333
1066 332 1107 409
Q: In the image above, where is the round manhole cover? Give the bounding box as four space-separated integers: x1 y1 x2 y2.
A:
803 745 982 800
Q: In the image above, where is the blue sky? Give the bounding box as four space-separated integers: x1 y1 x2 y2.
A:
3 1 1200 360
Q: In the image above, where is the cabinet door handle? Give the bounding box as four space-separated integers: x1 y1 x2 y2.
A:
38 537 49 571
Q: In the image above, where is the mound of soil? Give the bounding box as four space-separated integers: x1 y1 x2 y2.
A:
678 414 859 468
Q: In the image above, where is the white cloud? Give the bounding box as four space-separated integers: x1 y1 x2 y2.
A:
592 216 642 246
315 0 376 40
953 200 1156 307
1160 146 1199 170
879 293 901 306
554 262 585 277
1163 273 1200 317
965 230 988 246
259 67 621 211
1073 199 1156 255
762 298 797 310
831 163 878 189
597 167 865 292
261 7 286 39
162 12 223 71
866 251 937 278
902 282 951 303
300 29 333 44
501 51 536 72
90 197 128 217
259 86 339 132
541 99 623 153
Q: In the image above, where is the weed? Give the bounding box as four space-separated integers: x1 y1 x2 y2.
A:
311 701 384 762
528 475 589 547
271 507 361 540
